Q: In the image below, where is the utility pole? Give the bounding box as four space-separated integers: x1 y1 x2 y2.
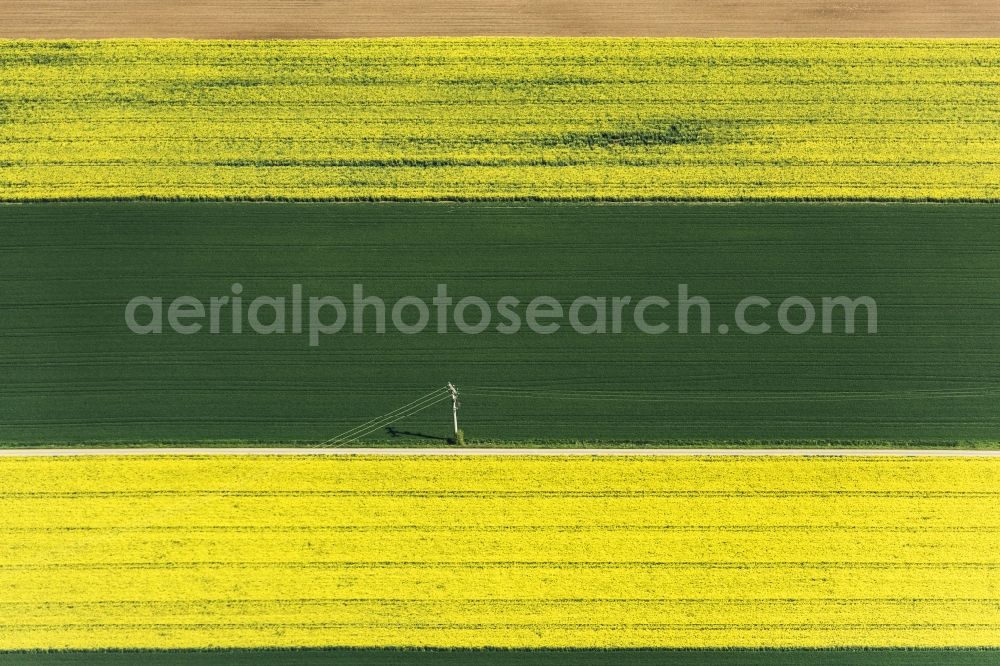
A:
447 382 460 441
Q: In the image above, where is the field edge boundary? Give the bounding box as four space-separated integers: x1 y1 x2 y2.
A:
4 448 1000 457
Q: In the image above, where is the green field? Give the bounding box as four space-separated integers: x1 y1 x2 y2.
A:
2 649 999 665
2 202 999 446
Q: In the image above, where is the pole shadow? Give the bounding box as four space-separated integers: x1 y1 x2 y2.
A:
386 426 453 443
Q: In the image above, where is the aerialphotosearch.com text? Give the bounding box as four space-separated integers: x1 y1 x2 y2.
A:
125 283 878 346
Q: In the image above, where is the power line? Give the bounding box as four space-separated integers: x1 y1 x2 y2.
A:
318 388 449 447
315 386 449 447
462 385 998 403
325 393 453 448
315 381 998 449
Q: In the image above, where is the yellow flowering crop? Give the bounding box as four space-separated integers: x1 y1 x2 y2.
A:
1 39 999 200
1 455 999 649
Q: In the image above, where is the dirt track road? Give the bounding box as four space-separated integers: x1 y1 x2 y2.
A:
2 0 999 38
1 448 997 456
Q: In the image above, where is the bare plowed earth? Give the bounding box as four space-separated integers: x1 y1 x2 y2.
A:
2 0 999 38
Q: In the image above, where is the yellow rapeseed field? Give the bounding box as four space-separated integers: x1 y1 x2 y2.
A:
1 39 999 200
1 455 999 649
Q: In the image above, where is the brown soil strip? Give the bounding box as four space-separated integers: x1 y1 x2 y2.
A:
2 0 999 39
